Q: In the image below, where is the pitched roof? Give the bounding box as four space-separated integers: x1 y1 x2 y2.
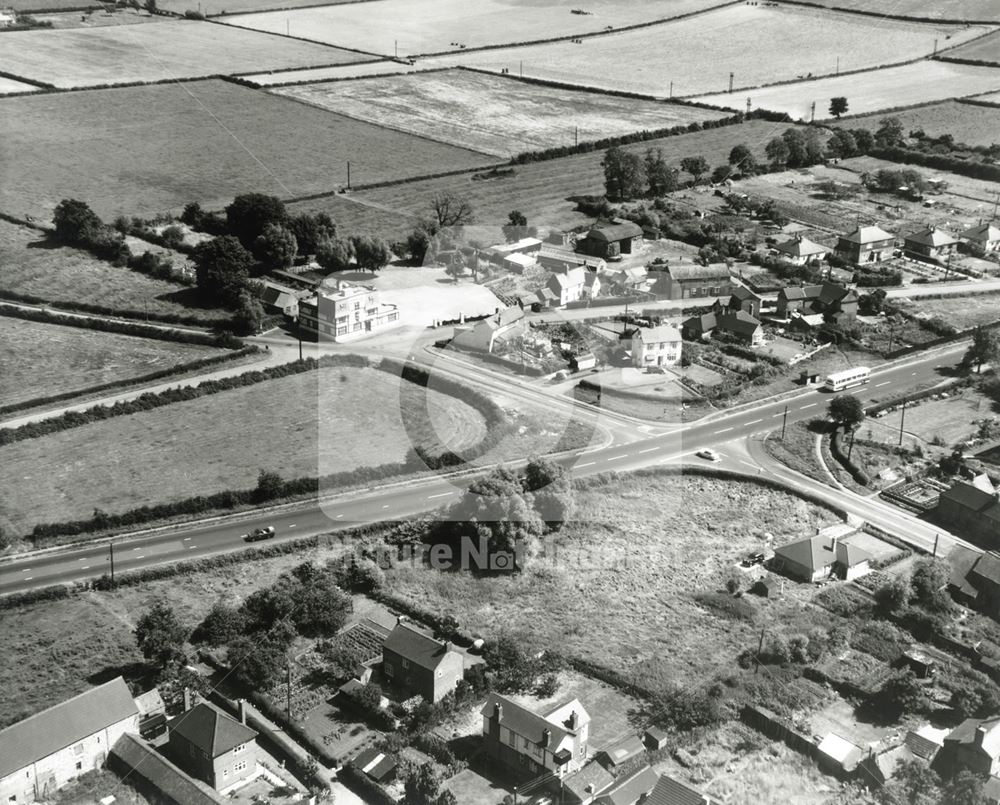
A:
818 733 863 768
383 621 459 671
905 227 958 247
948 543 984 598
595 764 659 805
586 221 643 242
731 285 762 302
550 267 587 288
562 761 616 802
633 324 681 344
941 478 997 512
716 310 761 336
596 734 645 767
836 540 873 568
480 694 589 747
168 703 256 758
774 534 839 573
667 264 732 282
110 734 225 805
905 726 946 760
353 746 397 781
817 283 855 306
970 552 1000 589
504 252 536 268
134 689 166 718
944 716 1000 756
961 223 1000 242
840 225 894 244
0 677 139 779
648 773 708 805
774 236 828 257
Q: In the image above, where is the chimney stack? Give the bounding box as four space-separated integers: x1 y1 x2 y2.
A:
238 699 247 725
568 711 578 731
541 728 551 748
182 687 192 712
494 702 503 722
976 725 988 747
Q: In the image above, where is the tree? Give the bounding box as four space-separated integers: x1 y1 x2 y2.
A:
0 526 11 551
711 164 734 184
233 290 266 335
53 199 103 245
873 669 927 718
524 456 575 529
910 557 953 612
829 97 849 118
949 670 1000 720
826 129 858 159
318 640 368 683
254 223 298 268
858 288 887 315
193 236 253 307
350 235 392 273
180 201 203 227
482 634 540 693
852 128 875 153
290 563 352 638
781 128 809 168
728 144 757 176
430 192 474 228
941 770 990 805
765 137 790 169
445 251 465 283
645 148 679 195
804 129 825 165
680 155 710 185
403 762 442 805
255 469 285 502
502 210 527 242
225 193 287 247
315 237 354 272
227 633 288 690
828 394 866 430
875 116 905 149
288 212 335 256
603 146 645 199
654 686 727 731
964 326 1000 373
197 601 246 646
883 759 940 805
135 601 188 669
404 225 433 265
874 574 911 613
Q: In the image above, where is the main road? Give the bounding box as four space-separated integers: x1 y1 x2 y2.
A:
0 338 969 596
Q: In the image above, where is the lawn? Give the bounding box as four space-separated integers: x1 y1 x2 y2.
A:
941 29 1000 65
898 291 1000 330
794 0 1000 21
272 69 729 159
834 99 1000 148
220 0 729 56
0 317 225 409
295 120 788 236
696 60 1000 121
0 365 489 537
859 387 992 448
0 79 494 222
0 19 371 88
379 471 839 695
434 5 986 99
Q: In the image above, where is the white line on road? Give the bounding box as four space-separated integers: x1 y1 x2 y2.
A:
133 547 142 551
746 419 761 425
427 492 455 499
382 504 390 509
187 546 196 550
288 524 297 528
576 461 595 468
23 577 31 581
772 412 784 418
78 557 88 561
875 381 890 387
800 403 817 409
81 566 89 570
607 455 628 461
638 447 659 454
135 555 144 559
21 568 31 572
183 537 191 541
911 372 917 375
336 514 344 519
740 460 758 469
714 427 733 434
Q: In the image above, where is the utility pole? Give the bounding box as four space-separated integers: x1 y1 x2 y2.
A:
286 18 289 36
992 191 1000 220
519 60 523 77
109 541 115 584
933 533 939 558
755 627 765 674
933 37 938 55
728 71 734 93
513 786 518 805
297 336 302 361
848 428 856 461
346 160 351 190
746 97 751 114
781 405 789 440
836 55 840 75
394 39 397 59
669 80 673 98
898 400 906 446
810 101 815 123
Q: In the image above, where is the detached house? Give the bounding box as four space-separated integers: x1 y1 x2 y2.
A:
681 310 763 346
904 226 959 263
481 694 590 780
937 474 1000 546
382 620 464 703
835 225 895 264
166 703 257 792
772 524 872 583
939 717 1000 776
728 286 763 318
961 223 1000 253
451 306 525 354
631 324 682 369
776 283 858 324
773 235 829 265
298 281 400 342
648 773 715 805
547 267 587 306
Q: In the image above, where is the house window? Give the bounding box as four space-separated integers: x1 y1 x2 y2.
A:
401 658 409 670
73 743 84 756
223 769 229 779
234 744 245 754
233 761 247 773
75 762 82 771
337 326 348 336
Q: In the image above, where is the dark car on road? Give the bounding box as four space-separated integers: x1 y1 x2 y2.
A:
244 526 276 542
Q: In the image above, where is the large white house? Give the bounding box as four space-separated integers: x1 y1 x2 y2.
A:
298 280 400 342
631 324 682 369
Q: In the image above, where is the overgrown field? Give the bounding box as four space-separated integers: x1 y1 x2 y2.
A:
792 0 1000 21
0 318 225 409
0 366 488 536
0 20 370 88
834 99 1000 147
859 387 993 448
696 60 1000 120
381 471 839 693
436 5 986 99
293 120 787 234
897 292 1000 331
940 29 1000 65
0 220 229 323
0 79 494 221
221 0 729 56
273 69 728 158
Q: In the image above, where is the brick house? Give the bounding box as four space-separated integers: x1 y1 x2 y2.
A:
960 223 1000 253
167 703 258 792
298 280 400 341
480 694 590 780
681 310 763 346
631 324 681 368
728 286 763 318
939 717 1000 776
109 734 227 805
776 283 858 324
773 235 829 265
835 225 895 264
937 474 1000 546
0 677 140 805
578 221 643 261
382 620 464 703
655 264 732 301
904 227 960 263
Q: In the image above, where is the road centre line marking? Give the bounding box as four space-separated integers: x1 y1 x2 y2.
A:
21 568 31 572
746 419 761 425
607 455 628 461
740 460 758 469
576 461 595 468
336 514 344 519
23 577 31 581
875 381 890 387
288 524 297 528
772 412 784 418
714 427 733 434
183 537 191 541
382 504 390 509
81 566 89 570
428 492 454 499
638 447 659 454
800 403 817 409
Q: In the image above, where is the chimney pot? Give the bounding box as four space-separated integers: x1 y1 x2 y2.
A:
182 687 192 712
238 699 247 725
569 711 578 730
976 726 988 747
494 703 503 722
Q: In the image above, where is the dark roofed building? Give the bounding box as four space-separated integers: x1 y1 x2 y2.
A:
648 772 713 805
382 620 464 702
681 310 763 346
961 223 1000 253
904 226 959 263
774 234 829 265
579 221 643 260
776 282 857 323
594 764 659 805
167 702 257 791
109 734 226 805
562 761 615 804
595 734 645 771
835 225 895 264
728 285 763 317
657 264 732 301
352 746 398 783
939 716 1000 776
937 475 1000 547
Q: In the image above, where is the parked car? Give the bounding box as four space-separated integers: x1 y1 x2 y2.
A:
741 551 766 567
646 366 666 374
244 526 276 542
696 448 721 462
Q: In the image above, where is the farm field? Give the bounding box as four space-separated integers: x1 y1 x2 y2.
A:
273 69 729 158
0 220 230 324
158 0 359 15
5 0 99 9
433 5 987 99
0 76 39 94
834 99 1000 147
381 471 840 694
221 0 730 57
35 6 161 28
293 120 789 235
244 60 424 87
0 79 494 222
0 19 371 88
0 365 488 537
0 318 224 410
792 0 1000 21
696 60 1000 120
940 29 1000 65
971 90 1000 103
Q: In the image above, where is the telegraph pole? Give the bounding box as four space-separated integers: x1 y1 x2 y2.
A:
669 81 673 98
346 160 351 190
746 97 751 114
836 56 840 75
286 658 292 720
109 541 115 583
810 101 815 123
728 71 734 93
898 400 906 446
297 336 303 361
781 405 789 440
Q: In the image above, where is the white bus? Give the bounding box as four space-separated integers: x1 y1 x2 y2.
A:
824 366 871 391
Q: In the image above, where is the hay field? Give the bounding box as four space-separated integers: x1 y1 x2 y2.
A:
794 0 1000 20
158 0 358 15
221 0 728 56
244 59 423 87
435 4 987 98
0 79 494 221
0 366 488 536
0 76 40 94
942 30 1000 65
0 317 223 409
0 19 370 88
695 60 1000 120
292 120 799 234
273 69 729 158
834 99 1000 147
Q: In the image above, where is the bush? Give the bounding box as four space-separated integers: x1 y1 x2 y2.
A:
694 591 757 621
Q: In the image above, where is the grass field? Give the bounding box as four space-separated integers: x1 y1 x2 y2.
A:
941 30 1000 65
0 220 230 322
0 365 488 537
221 0 729 56
0 76 40 94
0 79 494 222
696 60 1000 120
244 60 424 87
972 90 1000 103
273 69 728 158
381 471 839 694
792 0 1000 21
834 99 1000 147
896 292 1000 330
6 0 101 9
291 119 790 236
158 0 359 15
0 318 224 409
0 19 370 88
859 388 992 449
435 5 986 99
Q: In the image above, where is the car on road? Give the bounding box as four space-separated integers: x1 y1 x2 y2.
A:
244 526 276 542
696 448 721 462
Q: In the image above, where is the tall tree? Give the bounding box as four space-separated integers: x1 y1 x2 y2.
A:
765 137 790 169
941 771 990 805
829 97 849 118
315 237 354 272
52 199 103 246
828 394 866 430
233 290 266 335
254 222 298 269
430 192 475 228
193 236 253 307
679 155 709 185
135 601 188 669
502 210 528 242
225 193 287 247
965 326 1000 373
781 128 809 168
645 148 679 195
603 146 645 200
197 601 246 646
826 129 858 159
728 144 757 176
910 557 952 612
288 212 336 256
883 759 940 805
851 128 875 153
874 116 905 148
350 235 392 273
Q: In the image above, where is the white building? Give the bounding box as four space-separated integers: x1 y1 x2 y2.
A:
298 280 400 342
631 324 681 369
547 267 587 306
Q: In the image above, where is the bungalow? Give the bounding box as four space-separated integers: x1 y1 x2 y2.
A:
595 734 645 772
904 227 959 263
166 702 258 793
579 221 644 261
382 619 464 703
961 223 1000 253
776 283 858 323
771 524 871 583
656 264 732 301
547 267 588 306
728 285 763 318
594 765 659 805
939 716 1000 776
681 310 763 347
451 306 525 354
480 694 590 780
936 474 1000 546
835 225 896 264
773 235 829 265
648 773 715 805
631 324 682 369
562 761 615 805
0 677 141 805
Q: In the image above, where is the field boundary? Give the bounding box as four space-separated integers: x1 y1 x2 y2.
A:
776 0 1000 26
829 86 1000 123
232 61 435 89
200 15 385 61
958 95 1000 108
201 0 383 18
935 53 1000 69
0 68 53 89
